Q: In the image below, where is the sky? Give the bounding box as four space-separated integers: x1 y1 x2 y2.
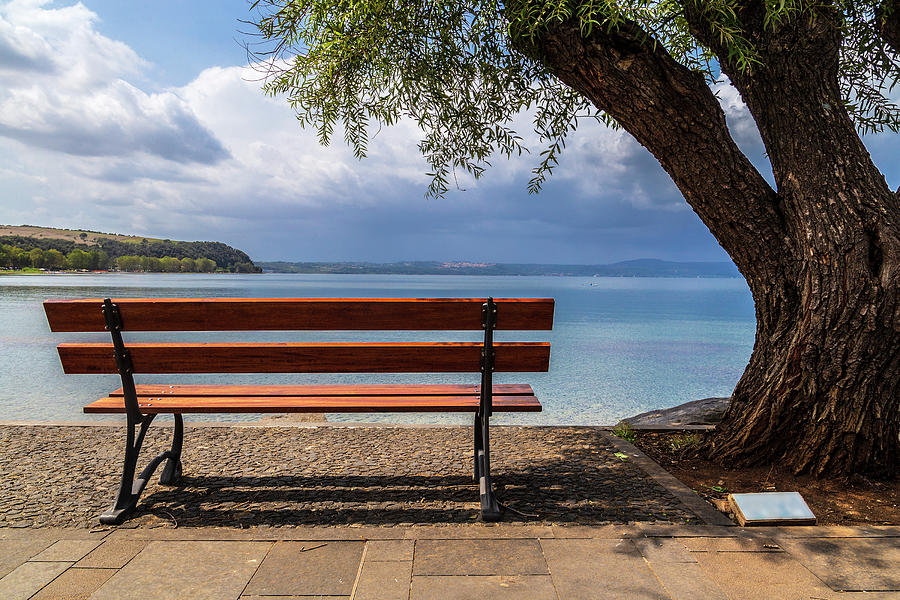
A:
0 1 897 264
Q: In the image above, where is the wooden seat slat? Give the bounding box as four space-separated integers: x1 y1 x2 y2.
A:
58 342 551 374
84 394 542 414
44 298 555 332
110 383 535 397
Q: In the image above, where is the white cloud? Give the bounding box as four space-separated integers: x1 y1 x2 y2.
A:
552 121 687 212
0 0 226 163
711 77 766 151
0 5 54 72
173 64 431 209
1 0 141 84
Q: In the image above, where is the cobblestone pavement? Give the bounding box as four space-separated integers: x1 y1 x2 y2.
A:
0 424 697 528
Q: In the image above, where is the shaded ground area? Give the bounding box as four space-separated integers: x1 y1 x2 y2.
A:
630 431 900 526
0 425 697 528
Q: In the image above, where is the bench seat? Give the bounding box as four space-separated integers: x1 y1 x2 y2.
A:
84 384 542 413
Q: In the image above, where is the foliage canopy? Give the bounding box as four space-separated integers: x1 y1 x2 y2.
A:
0 235 259 272
248 0 900 197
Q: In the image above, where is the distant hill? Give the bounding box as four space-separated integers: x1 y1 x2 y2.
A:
0 225 163 245
257 258 742 278
0 225 258 272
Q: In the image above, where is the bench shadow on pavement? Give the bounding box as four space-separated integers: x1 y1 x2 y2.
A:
131 464 697 526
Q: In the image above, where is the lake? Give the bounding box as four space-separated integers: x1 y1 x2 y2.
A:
0 273 755 424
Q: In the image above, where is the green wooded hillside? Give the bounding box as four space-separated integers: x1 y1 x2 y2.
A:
0 226 259 272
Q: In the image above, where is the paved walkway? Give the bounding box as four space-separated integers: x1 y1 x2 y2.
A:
1 523 898 599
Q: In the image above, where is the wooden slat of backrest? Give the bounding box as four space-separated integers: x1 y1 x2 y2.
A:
109 383 535 397
44 298 554 332
58 342 551 374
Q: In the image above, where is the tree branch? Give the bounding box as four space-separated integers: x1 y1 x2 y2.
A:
681 0 896 235
524 16 791 288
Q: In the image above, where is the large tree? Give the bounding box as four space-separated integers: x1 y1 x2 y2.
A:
248 0 900 477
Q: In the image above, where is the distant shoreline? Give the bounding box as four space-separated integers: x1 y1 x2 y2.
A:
256 258 742 278
1 268 744 279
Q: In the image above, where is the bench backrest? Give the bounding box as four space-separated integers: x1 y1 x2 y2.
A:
44 298 553 375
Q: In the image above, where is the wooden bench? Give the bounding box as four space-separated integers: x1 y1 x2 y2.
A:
44 297 554 524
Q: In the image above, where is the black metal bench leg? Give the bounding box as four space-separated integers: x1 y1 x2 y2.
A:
475 411 502 522
474 413 483 482
100 413 153 524
158 414 183 485
100 414 185 525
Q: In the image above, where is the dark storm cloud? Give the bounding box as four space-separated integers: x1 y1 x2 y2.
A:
0 106 230 164
218 165 728 264
85 161 209 184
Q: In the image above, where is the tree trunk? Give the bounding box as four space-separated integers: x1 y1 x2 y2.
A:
526 10 900 476
717 261 900 477
689 3 900 477
878 0 900 51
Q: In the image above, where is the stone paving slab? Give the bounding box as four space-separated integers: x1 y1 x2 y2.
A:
633 538 730 600
548 524 637 538
30 539 103 562
633 537 698 563
243 541 364 596
0 560 71 600
540 538 670 600
365 539 415 561
681 536 782 552
648 561 729 600
0 539 55 578
776 536 900 591
242 597 348 600
760 525 900 538
410 575 558 600
29 567 115 600
75 539 147 569
355 559 413 600
0 425 698 528
0 528 107 541
412 539 548 576
693 550 836 600
637 524 740 538
88 540 271 600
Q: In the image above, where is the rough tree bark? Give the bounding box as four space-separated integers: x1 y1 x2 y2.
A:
521 3 900 476
878 0 900 50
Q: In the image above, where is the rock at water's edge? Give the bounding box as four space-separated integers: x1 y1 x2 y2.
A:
622 397 730 426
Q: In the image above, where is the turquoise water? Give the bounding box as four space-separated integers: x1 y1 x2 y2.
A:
0 273 755 424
